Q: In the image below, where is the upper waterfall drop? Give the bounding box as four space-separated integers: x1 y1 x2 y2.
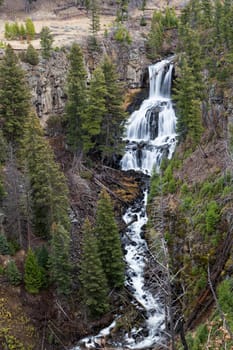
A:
121 58 177 175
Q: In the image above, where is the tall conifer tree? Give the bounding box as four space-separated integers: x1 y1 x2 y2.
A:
21 113 69 238
49 223 71 295
100 57 126 160
90 0 100 35
40 26 54 59
24 248 43 294
82 66 107 154
0 45 31 143
66 43 87 155
174 57 203 145
95 190 124 288
79 218 109 316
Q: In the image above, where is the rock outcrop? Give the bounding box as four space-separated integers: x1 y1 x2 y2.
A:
22 39 150 123
23 51 68 125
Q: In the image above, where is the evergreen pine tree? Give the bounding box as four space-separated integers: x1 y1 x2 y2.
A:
88 0 100 51
0 130 7 164
90 0 100 35
35 245 49 269
6 260 22 286
116 0 129 22
35 245 49 287
0 174 5 201
79 218 109 316
25 18 35 41
40 26 54 59
99 56 126 160
49 223 71 295
12 22 20 39
146 10 164 60
0 233 10 255
24 248 43 293
95 190 124 288
25 44 39 65
221 0 233 49
201 0 213 28
19 24 26 40
174 56 203 146
21 113 70 238
0 45 31 143
65 43 87 154
82 66 107 154
4 22 11 39
213 0 223 44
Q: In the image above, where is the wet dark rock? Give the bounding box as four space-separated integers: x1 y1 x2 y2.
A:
146 105 161 139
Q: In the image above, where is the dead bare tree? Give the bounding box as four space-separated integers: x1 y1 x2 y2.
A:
148 173 189 350
24 0 36 13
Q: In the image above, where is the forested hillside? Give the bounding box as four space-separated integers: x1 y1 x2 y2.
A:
0 0 232 349
147 1 233 349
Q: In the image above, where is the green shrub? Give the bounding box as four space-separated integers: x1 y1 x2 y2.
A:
162 7 178 28
148 170 160 202
19 23 26 39
24 249 44 294
205 201 220 234
114 24 132 44
217 278 233 330
40 26 54 59
4 19 35 41
25 44 39 65
180 182 189 195
8 240 20 255
192 324 208 349
0 233 10 255
140 16 147 26
5 260 22 286
0 40 6 48
4 22 11 39
199 181 213 198
180 195 193 211
25 18 35 40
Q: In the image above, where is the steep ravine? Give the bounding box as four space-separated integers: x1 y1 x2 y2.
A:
70 57 177 350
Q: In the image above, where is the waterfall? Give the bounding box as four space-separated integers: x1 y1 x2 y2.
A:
121 57 176 175
121 57 176 349
71 58 176 350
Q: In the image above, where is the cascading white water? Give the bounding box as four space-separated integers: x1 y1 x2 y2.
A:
121 57 176 175
121 57 177 349
71 58 176 350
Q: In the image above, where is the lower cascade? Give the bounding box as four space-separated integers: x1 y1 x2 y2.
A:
72 57 177 350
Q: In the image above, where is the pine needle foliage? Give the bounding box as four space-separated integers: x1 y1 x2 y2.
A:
99 56 126 160
40 26 54 59
82 66 107 154
90 0 100 35
6 260 22 286
95 190 124 289
65 43 87 154
21 113 70 239
0 45 31 143
25 18 35 40
174 56 203 146
25 44 39 65
79 218 109 316
49 223 71 295
24 249 43 294
0 233 10 255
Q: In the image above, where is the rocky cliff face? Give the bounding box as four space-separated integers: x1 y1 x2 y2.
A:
21 36 150 124
23 51 68 125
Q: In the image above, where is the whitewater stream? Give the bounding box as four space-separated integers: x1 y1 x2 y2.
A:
72 57 177 350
